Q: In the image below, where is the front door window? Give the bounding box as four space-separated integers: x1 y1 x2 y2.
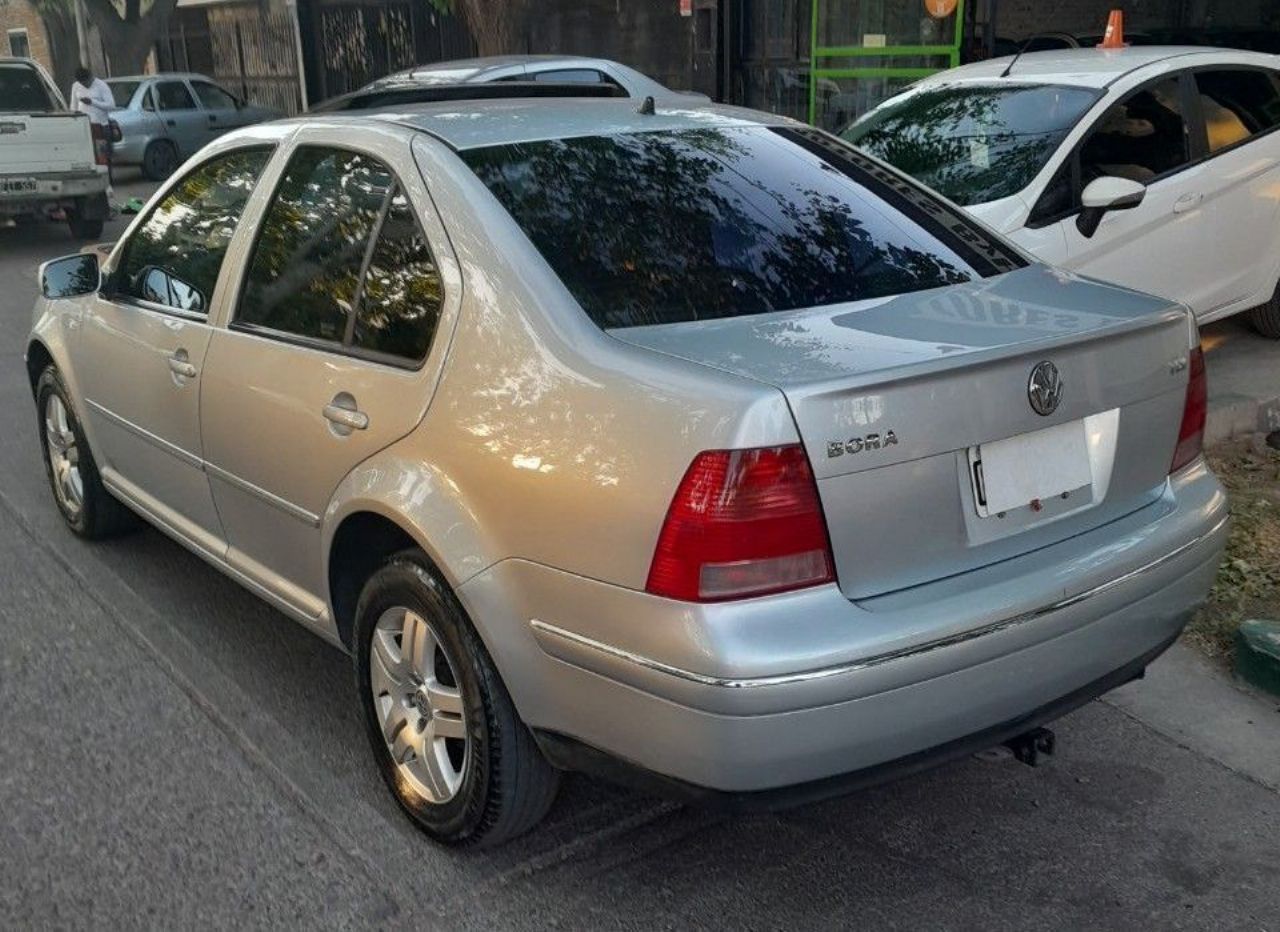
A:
115 147 272 316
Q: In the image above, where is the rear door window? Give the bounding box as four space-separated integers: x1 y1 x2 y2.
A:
237 146 444 363
1194 68 1280 153
0 61 56 112
463 125 1023 330
116 147 273 315
192 81 238 111
1079 78 1191 185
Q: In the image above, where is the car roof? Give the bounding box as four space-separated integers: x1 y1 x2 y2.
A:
917 46 1277 89
280 98 788 151
379 54 629 84
106 73 211 83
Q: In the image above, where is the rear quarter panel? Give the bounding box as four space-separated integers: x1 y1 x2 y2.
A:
323 136 798 595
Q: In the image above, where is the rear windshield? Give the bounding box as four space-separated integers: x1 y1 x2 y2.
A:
108 81 141 108
463 126 1023 329
0 62 56 113
843 84 1100 206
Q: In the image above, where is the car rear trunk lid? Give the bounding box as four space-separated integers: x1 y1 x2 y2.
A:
611 265 1194 599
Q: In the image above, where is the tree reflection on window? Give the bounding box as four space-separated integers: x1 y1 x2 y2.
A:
464 126 977 330
119 147 271 315
238 146 444 363
844 85 1099 206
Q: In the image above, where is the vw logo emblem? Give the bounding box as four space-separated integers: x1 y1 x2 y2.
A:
1028 361 1064 416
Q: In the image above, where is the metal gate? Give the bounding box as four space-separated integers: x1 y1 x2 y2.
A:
308 0 474 102
808 0 965 129
160 4 304 116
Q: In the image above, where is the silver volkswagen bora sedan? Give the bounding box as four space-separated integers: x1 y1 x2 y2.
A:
26 99 1228 846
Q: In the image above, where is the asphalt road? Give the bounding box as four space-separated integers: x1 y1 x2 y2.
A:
1 177 1278 930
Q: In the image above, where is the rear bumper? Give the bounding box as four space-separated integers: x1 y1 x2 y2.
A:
532 631 1174 811
458 459 1228 794
111 135 152 166
0 171 108 213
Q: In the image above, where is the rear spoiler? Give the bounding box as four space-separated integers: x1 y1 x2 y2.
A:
310 81 625 114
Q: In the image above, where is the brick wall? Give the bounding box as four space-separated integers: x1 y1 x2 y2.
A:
0 0 52 70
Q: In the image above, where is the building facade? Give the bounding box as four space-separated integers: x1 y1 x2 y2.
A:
152 0 1280 124
1 0 53 69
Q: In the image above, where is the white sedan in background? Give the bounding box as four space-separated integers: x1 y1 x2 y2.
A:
845 47 1280 336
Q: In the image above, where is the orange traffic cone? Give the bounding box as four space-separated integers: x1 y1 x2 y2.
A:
1098 9 1127 48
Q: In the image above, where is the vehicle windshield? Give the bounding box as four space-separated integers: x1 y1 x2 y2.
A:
0 62 57 113
108 81 142 108
842 83 1100 206
463 126 1023 330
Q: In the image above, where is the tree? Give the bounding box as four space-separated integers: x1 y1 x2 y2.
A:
30 0 80 93
81 0 181 77
428 0 527 57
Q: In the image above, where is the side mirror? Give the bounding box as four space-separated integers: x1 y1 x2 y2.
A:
1076 176 1147 238
40 253 100 299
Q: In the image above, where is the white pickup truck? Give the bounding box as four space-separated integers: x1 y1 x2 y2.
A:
1 57 109 239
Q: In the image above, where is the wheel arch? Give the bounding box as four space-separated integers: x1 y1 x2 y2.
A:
25 338 54 398
323 461 498 651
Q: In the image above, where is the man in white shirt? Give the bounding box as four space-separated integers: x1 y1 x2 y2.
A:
70 65 116 192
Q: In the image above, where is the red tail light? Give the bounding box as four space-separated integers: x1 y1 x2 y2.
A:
1170 345 1206 474
645 444 835 602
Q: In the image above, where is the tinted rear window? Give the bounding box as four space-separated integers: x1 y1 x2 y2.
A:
108 81 141 108
0 62 56 112
463 126 1022 329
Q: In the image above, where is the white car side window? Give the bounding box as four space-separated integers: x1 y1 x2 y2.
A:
1079 77 1191 187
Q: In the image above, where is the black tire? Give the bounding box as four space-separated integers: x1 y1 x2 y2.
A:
142 140 178 181
1249 283 1280 338
35 366 138 539
354 550 560 847
67 213 104 240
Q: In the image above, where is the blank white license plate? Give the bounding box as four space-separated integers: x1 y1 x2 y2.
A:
0 177 37 194
970 419 1092 517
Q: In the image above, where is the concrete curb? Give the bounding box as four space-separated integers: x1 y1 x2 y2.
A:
1205 393 1280 445
1236 619 1280 697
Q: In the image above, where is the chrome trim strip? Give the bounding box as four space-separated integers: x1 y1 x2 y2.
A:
84 398 203 469
204 462 321 528
531 514 1229 690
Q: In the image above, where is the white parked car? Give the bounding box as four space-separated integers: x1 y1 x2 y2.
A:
844 47 1280 337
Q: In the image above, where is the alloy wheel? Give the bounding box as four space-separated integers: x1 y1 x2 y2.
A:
44 394 84 518
369 607 468 803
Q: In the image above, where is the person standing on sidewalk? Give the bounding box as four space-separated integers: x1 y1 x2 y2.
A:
70 65 116 200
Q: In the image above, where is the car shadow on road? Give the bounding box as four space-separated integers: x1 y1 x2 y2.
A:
61 514 1280 928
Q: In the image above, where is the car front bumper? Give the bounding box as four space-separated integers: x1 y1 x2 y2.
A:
458 458 1228 795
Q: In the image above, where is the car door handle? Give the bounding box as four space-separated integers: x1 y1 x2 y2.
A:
323 403 368 432
165 118 176 127
1173 192 1203 213
167 354 197 379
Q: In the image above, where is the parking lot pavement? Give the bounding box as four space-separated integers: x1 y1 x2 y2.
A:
3 197 1280 929
1202 317 1280 442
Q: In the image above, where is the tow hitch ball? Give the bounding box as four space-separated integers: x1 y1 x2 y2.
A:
1003 726 1056 767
